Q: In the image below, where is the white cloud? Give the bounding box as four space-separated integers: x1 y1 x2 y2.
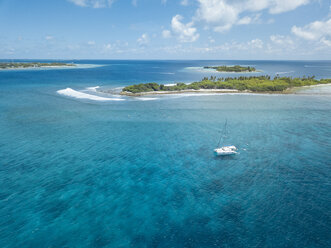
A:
45 36 54 40
171 15 199 42
68 0 116 8
321 37 331 46
292 26 316 40
137 33 149 46
292 18 331 45
188 38 264 53
270 35 293 45
209 36 215 43
104 44 112 49
237 16 252 25
5 47 15 55
67 44 81 50
181 0 189 6
68 0 87 7
196 0 310 32
87 40 96 45
238 14 261 25
162 30 172 38
101 41 130 54
248 39 263 49
102 43 115 53
268 0 310 14
267 18 275 24
197 0 238 32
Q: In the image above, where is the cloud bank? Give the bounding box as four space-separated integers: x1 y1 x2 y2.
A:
197 0 310 32
68 0 116 8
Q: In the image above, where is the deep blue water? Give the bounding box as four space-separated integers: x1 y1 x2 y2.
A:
0 60 330 247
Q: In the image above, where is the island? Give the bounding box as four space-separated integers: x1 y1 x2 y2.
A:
0 62 76 70
120 76 331 95
204 65 257 72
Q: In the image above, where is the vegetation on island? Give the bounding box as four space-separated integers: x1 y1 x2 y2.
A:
122 76 331 94
204 65 256 72
0 62 75 69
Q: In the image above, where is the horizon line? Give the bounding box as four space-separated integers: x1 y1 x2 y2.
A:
1 59 331 62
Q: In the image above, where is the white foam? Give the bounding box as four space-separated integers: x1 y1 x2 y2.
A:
136 97 159 101
113 87 124 91
86 86 100 92
57 88 125 101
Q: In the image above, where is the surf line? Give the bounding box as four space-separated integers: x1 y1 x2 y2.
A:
57 88 125 101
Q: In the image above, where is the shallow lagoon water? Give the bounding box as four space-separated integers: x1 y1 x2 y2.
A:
0 60 330 247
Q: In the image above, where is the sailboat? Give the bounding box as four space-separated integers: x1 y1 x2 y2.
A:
214 120 237 156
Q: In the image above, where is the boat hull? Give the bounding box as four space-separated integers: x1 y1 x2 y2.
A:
214 146 237 156
214 151 237 156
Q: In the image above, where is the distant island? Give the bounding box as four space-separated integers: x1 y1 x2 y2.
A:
204 65 257 72
0 62 75 70
121 76 331 95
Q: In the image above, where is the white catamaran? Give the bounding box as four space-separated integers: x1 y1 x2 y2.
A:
214 120 237 156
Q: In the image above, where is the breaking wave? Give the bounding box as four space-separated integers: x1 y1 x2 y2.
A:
85 86 100 92
135 97 159 101
57 88 125 101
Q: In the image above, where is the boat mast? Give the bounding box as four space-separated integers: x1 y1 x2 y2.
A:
217 119 227 147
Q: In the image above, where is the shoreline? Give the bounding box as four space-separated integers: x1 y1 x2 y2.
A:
186 66 262 73
206 68 261 73
116 83 331 96
118 88 288 96
0 64 103 71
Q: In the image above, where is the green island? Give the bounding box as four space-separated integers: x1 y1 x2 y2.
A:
121 75 331 95
0 62 75 69
204 65 257 72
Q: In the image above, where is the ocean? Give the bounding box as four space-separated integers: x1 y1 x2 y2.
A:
0 60 330 247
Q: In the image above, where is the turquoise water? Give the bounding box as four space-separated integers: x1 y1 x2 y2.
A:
0 60 330 247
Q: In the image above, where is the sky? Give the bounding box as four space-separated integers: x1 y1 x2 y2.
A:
0 0 330 59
